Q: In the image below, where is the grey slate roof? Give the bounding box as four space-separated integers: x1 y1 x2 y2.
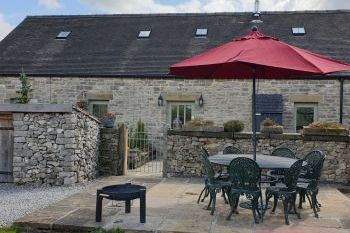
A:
0 10 349 77
256 94 283 113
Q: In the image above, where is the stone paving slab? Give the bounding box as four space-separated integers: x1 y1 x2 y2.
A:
14 176 350 233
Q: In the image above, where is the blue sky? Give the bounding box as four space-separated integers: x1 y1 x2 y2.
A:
0 0 349 40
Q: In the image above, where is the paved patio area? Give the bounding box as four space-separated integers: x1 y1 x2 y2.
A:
15 176 350 233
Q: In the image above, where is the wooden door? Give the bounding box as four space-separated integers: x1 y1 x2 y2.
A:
0 114 14 183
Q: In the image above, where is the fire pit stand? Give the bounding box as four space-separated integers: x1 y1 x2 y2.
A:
96 183 146 223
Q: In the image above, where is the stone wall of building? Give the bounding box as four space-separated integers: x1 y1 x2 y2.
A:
12 107 100 185
98 128 124 176
165 131 350 184
0 76 347 135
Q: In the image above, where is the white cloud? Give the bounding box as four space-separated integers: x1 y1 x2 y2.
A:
0 13 13 41
38 0 63 10
79 0 350 13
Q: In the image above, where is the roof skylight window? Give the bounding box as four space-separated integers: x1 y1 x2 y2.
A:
56 31 71 39
138 30 151 39
292 27 306 36
195 28 208 37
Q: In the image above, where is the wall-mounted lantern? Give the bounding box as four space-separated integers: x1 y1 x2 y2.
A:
198 94 204 107
158 94 164 106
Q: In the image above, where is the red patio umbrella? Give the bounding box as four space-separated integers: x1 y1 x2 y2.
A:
169 27 350 160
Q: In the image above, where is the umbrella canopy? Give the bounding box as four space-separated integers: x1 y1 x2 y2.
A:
170 28 350 78
169 27 350 160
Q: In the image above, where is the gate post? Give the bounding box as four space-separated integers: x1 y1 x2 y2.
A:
118 124 128 175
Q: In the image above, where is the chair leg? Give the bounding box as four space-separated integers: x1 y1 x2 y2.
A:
210 190 217 215
222 188 229 204
197 186 207 204
226 194 239 220
306 193 312 209
207 192 213 210
298 190 304 209
292 193 301 219
251 197 260 224
310 191 319 218
202 188 209 202
265 190 272 214
272 195 278 214
283 197 290 225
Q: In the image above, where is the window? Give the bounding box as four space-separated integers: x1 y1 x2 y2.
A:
195 28 207 37
88 100 109 119
294 103 318 132
168 102 194 128
291 27 306 36
56 31 71 39
138 30 151 39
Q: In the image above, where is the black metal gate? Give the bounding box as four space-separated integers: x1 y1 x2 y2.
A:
127 129 164 175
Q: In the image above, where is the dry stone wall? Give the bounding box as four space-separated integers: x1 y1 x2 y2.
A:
12 108 100 185
166 131 350 184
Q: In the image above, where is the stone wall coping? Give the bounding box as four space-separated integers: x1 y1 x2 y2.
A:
72 106 101 123
167 130 350 142
0 104 73 113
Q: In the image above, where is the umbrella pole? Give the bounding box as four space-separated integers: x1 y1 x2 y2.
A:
252 68 257 161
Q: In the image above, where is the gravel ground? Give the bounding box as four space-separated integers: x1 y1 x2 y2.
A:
0 183 90 227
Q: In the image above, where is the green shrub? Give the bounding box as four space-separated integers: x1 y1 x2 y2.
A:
223 120 244 132
129 120 149 151
0 226 19 233
15 71 33 104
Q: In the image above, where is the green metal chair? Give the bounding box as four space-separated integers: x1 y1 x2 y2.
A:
297 150 325 217
197 148 231 215
265 159 303 225
268 147 296 182
223 146 242 154
226 157 263 224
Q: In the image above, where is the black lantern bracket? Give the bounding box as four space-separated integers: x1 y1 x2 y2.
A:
198 94 204 107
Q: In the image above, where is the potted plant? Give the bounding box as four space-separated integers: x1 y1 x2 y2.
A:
223 120 244 132
260 118 283 134
303 121 349 136
76 91 88 110
100 112 116 128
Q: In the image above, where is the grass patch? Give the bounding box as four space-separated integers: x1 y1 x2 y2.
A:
0 226 19 233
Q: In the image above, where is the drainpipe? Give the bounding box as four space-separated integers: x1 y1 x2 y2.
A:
339 78 344 124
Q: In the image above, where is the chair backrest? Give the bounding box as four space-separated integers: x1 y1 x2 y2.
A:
271 147 296 158
200 148 215 183
223 146 242 154
284 159 304 191
228 157 261 189
303 150 325 180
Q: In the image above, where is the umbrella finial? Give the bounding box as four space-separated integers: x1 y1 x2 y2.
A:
252 26 258 31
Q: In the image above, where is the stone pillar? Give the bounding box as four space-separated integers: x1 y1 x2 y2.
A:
99 128 123 176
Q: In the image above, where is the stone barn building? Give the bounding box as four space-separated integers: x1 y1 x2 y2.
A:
0 10 349 135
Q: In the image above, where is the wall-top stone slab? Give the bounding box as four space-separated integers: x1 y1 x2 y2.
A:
0 104 73 113
11 107 100 186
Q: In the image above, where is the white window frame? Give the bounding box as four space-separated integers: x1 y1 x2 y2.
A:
294 103 318 132
88 100 109 119
167 102 194 128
